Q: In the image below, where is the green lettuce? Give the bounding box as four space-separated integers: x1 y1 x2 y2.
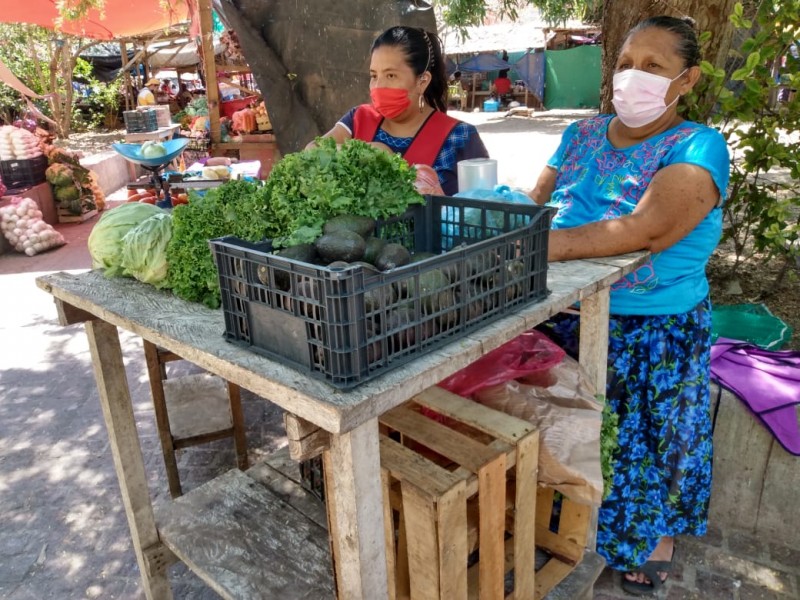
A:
120 212 173 288
88 203 164 277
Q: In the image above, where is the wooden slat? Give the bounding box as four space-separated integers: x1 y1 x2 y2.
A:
402 480 443 599
558 497 591 551
85 320 173 600
395 507 411 599
382 469 398 600
513 431 539 598
162 374 233 441
381 406 501 474
156 469 334 599
380 436 466 498
285 411 330 460
535 526 583 566
536 487 555 532
437 480 469 600
478 455 506 600
413 387 535 444
324 420 388 599
534 558 576 600
54 298 95 325
245 449 328 529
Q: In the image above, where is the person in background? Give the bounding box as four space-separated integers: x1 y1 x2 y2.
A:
528 15 730 596
449 70 468 110
137 78 160 107
308 26 488 195
491 69 513 103
176 83 194 110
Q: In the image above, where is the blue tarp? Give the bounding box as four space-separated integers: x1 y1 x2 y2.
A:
458 54 511 73
513 50 545 101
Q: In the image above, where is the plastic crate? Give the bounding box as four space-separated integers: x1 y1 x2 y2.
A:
123 110 159 133
0 155 48 190
210 196 553 389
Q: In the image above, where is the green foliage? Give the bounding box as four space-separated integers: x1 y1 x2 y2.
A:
262 137 424 247
0 24 49 123
167 180 273 308
600 397 619 500
438 0 599 32
685 1 800 278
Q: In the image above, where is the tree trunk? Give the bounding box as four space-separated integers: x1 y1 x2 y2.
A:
218 0 435 156
600 0 736 113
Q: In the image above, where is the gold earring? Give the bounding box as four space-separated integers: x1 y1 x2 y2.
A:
418 94 425 112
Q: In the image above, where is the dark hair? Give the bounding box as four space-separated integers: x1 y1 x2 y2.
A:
499 69 509 78
627 15 700 68
371 26 448 112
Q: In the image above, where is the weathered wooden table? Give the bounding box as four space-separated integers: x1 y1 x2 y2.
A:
36 252 645 600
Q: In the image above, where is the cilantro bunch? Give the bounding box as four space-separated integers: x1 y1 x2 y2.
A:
263 137 424 247
600 398 619 500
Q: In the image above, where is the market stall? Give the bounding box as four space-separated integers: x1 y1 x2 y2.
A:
36 250 646 598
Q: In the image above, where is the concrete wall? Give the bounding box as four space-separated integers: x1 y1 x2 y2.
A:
80 151 136 195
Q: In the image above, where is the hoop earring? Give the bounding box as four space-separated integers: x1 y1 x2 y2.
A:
418 94 425 113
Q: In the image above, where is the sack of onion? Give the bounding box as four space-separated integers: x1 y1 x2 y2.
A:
0 196 65 256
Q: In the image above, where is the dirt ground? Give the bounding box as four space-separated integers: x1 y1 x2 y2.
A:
59 109 799 349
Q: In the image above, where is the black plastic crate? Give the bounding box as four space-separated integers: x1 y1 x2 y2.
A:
210 196 553 389
123 110 159 133
0 155 48 190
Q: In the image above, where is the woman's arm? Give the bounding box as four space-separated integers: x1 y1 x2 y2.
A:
528 165 557 205
548 163 720 261
304 122 351 150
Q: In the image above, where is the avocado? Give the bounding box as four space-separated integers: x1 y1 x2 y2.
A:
363 236 387 265
314 230 367 263
364 283 396 313
409 252 437 263
270 243 320 290
375 243 412 271
323 214 376 239
327 261 351 269
418 269 454 314
351 261 380 272
277 243 319 263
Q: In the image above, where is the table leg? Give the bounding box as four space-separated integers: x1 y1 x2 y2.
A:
324 418 388 599
577 287 610 551
85 320 173 600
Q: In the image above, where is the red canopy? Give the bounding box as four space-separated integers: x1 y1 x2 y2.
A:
2 0 192 40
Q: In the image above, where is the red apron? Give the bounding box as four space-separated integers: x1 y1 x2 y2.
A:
352 104 458 167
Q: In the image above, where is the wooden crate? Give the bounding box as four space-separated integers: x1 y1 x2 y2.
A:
375 387 540 600
57 207 97 224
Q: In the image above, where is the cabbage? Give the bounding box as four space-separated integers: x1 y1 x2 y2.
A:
46 163 74 187
88 203 164 277
120 212 172 288
141 141 167 159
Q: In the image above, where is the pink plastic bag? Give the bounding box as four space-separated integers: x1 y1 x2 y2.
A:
438 330 566 398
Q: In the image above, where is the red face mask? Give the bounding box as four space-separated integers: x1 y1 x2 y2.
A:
370 87 411 119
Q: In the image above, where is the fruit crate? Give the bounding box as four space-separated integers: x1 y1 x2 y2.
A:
210 196 553 389
123 109 158 133
0 155 48 191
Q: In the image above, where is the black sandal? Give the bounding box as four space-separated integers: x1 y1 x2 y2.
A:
621 559 673 596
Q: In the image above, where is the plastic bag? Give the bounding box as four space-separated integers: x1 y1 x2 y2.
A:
712 303 792 350
442 185 534 244
474 355 604 505
0 196 66 256
438 330 565 398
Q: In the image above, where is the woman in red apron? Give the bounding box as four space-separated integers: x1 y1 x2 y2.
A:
311 26 488 195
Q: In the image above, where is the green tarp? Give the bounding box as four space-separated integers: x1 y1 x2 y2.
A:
544 46 601 109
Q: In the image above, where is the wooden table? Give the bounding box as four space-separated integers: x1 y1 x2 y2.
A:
124 124 181 144
36 252 646 599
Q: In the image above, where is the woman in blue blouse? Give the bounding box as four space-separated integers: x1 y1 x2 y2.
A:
529 16 730 596
310 26 488 195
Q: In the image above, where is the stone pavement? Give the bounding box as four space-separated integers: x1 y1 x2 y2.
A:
1 114 798 599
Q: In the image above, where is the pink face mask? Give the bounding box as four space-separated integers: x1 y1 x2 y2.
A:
612 69 687 128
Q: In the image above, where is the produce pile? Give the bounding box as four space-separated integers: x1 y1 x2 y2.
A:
1 196 66 255
0 126 43 161
90 138 426 307
44 147 105 215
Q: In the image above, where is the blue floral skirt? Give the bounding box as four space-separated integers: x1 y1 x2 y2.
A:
538 297 713 571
